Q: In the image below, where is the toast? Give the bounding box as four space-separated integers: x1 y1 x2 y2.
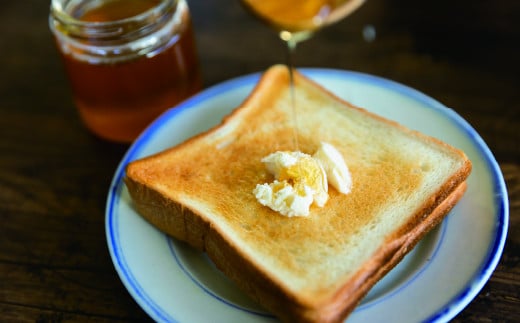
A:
124 65 472 322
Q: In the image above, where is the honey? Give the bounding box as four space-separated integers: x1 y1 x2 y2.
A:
241 0 338 34
241 0 364 34
50 0 201 142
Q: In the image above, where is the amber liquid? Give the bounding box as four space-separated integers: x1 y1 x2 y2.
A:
59 0 202 142
240 0 363 35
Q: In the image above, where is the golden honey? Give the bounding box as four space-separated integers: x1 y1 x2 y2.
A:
50 0 201 142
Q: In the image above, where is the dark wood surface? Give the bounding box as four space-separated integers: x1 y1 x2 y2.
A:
1 0 519 322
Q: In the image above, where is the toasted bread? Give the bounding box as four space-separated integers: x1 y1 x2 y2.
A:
124 65 472 322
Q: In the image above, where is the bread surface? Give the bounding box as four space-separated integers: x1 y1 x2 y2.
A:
125 65 472 322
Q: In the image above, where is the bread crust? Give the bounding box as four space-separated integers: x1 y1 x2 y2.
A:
310 182 468 322
124 65 472 322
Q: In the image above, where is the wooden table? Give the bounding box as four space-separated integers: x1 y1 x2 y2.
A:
1 0 518 321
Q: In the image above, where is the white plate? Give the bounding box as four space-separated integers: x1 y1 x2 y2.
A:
106 69 508 323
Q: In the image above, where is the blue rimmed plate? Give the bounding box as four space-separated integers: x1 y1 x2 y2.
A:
106 69 508 323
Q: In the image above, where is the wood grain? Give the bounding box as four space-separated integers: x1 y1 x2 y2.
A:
0 0 518 321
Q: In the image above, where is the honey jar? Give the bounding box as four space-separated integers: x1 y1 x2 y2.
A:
50 0 202 142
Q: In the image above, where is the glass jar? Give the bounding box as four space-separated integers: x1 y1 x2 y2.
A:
49 0 202 143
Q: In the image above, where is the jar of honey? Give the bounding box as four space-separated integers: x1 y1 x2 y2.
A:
50 0 202 143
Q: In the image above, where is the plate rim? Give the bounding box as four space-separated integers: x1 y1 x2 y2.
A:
105 68 509 323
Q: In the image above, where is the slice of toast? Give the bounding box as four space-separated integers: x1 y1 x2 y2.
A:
125 65 472 322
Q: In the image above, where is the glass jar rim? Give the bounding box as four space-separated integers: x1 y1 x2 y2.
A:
50 0 178 40
49 0 188 63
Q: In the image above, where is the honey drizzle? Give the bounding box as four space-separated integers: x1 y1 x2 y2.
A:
285 37 299 151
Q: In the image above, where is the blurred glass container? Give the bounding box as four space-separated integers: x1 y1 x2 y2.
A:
49 0 202 143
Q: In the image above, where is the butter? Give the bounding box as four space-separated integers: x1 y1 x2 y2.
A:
253 151 328 217
313 142 352 194
254 180 314 217
253 142 351 217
